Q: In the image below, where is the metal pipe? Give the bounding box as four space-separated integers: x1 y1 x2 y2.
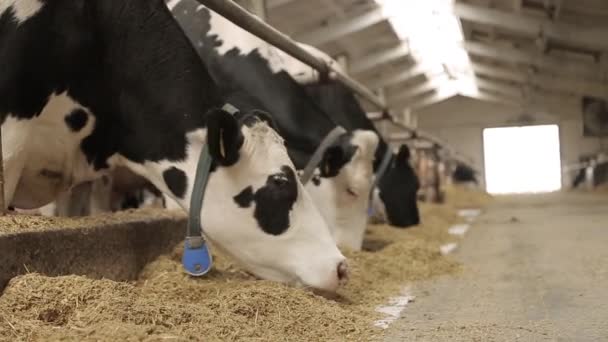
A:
329 72 386 109
197 0 328 72
195 0 475 168
196 0 387 110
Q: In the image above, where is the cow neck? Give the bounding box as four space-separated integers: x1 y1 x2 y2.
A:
366 140 393 215
374 140 391 172
210 58 340 165
169 2 341 168
68 0 225 167
370 146 393 196
303 81 378 133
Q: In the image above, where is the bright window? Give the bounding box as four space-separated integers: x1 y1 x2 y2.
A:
483 125 562 194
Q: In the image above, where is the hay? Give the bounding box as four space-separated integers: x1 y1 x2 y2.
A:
0 203 464 341
444 184 493 209
0 208 185 235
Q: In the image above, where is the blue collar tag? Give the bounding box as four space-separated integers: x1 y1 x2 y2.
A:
182 236 213 276
367 206 374 217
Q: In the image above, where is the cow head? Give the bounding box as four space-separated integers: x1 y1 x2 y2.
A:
186 109 348 292
298 80 421 229
374 144 421 227
303 130 378 250
452 163 478 185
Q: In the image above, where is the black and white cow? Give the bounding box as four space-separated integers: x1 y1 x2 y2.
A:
0 0 348 291
168 0 379 250
35 167 165 217
303 81 421 228
452 162 478 186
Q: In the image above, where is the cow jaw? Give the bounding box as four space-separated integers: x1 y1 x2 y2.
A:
305 177 369 251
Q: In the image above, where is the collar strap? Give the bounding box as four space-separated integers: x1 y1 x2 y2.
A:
369 147 393 199
300 126 347 185
182 103 239 277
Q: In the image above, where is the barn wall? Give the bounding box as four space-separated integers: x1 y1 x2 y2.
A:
413 95 605 189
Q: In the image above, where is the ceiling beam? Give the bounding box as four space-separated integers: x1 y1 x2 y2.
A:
475 78 525 98
454 2 608 51
350 42 410 74
552 0 562 21
408 88 459 111
461 90 520 105
472 89 576 116
294 7 385 46
475 77 577 108
475 77 523 98
513 0 523 11
319 0 345 18
471 62 527 83
472 61 608 99
366 62 441 90
475 78 524 98
388 74 450 106
464 40 605 82
266 0 296 10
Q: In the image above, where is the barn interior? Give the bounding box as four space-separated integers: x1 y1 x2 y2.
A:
1 0 608 341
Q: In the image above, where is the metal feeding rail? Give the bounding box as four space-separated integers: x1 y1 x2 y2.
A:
195 0 476 169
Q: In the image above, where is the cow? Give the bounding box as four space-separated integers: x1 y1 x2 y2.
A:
0 0 348 292
302 81 421 228
168 0 379 251
34 167 165 217
452 162 478 186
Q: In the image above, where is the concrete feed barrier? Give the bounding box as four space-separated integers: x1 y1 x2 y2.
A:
0 210 185 291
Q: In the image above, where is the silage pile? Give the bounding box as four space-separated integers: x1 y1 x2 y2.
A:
0 200 471 341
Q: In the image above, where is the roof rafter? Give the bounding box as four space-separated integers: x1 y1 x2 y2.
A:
294 7 385 46
455 2 608 51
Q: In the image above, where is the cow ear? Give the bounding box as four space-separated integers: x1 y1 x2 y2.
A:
319 144 356 177
241 110 280 133
251 110 280 132
319 146 344 177
206 108 244 166
395 144 411 165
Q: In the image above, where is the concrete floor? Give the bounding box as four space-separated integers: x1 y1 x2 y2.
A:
385 192 608 342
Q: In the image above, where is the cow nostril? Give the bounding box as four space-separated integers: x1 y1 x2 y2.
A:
337 261 349 283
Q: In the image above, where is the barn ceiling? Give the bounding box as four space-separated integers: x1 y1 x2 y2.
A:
264 0 608 121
